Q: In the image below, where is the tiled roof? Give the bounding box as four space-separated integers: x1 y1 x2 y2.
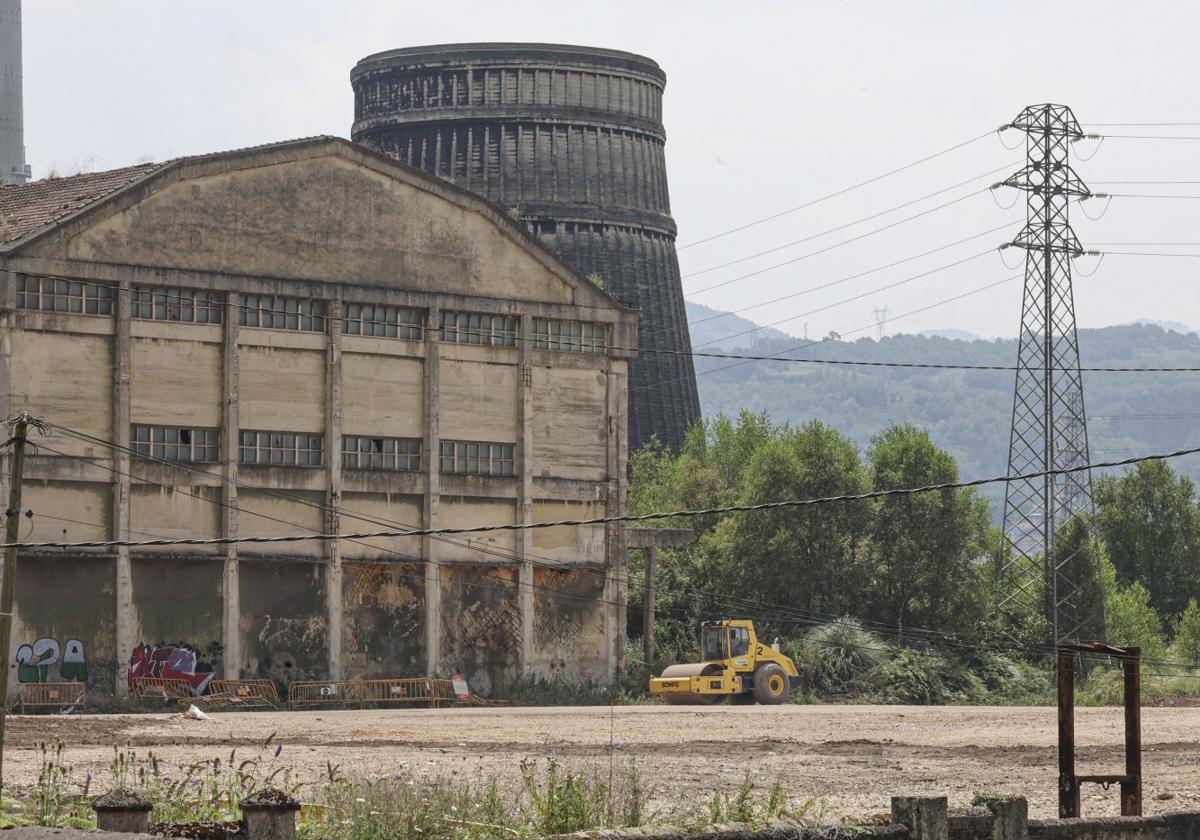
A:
0 137 342 248
0 163 163 245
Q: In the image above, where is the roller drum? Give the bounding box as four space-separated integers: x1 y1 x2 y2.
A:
658 663 725 705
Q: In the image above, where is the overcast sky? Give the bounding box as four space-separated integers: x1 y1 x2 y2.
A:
22 1 1200 341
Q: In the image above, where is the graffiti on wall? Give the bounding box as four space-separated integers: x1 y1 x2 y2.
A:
129 642 220 696
15 638 88 684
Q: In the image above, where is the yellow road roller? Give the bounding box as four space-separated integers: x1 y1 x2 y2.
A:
649 619 800 705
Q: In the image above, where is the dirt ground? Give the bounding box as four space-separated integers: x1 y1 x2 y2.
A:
4 704 1199 819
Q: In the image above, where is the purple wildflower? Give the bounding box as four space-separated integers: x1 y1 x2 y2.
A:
274 744 283 758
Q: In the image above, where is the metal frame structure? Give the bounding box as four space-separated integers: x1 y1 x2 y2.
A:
1057 644 1142 818
999 103 1102 645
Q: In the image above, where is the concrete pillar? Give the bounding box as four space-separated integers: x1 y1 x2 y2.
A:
92 791 153 834
517 314 534 676
325 299 343 680
240 790 300 840
602 355 629 682
891 797 948 840
643 546 657 668
221 297 241 680
423 306 441 675
112 277 133 697
983 797 1028 840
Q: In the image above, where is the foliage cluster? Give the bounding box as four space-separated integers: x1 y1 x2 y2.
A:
1 743 828 840
628 411 1200 705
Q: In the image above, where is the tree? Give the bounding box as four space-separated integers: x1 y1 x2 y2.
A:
1102 558 1167 665
724 421 871 624
1172 598 1200 666
866 425 990 639
1096 461 1200 619
1045 514 1107 643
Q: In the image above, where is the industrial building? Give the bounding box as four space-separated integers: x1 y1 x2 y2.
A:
0 136 635 696
350 43 700 454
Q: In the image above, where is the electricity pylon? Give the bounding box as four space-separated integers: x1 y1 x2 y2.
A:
998 104 1102 646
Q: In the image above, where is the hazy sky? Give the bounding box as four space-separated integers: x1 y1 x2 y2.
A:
22 1 1200 340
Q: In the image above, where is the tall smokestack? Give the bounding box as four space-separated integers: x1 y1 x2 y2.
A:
0 0 29 184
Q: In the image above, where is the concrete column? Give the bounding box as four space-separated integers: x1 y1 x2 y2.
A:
325 299 343 680
643 546 657 668
891 797 948 840
517 315 534 676
112 277 133 696
423 306 441 675
983 797 1028 840
602 355 628 682
221 298 241 679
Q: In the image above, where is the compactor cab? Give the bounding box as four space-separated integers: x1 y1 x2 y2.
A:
649 620 799 705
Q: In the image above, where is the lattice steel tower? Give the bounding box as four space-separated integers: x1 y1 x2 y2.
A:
350 43 701 454
999 104 1100 645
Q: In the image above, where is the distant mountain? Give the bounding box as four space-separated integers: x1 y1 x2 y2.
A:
917 328 983 342
685 301 793 350
691 323 1200 520
1131 319 1196 336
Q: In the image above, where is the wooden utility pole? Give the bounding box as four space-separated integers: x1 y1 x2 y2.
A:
0 412 31 793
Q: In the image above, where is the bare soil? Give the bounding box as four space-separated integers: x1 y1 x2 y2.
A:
6 704 1200 819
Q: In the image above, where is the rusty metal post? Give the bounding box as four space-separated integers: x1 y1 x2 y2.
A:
1121 646 1142 817
1057 649 1079 818
643 546 657 669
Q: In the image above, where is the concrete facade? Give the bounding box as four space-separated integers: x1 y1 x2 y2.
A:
350 43 700 455
0 136 635 697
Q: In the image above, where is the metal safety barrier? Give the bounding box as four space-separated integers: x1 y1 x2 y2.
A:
131 677 196 702
15 682 85 713
210 679 281 705
288 678 459 709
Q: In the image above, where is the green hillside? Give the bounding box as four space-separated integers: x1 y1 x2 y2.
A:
690 322 1200 517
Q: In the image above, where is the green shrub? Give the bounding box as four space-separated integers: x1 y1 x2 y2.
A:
796 618 891 694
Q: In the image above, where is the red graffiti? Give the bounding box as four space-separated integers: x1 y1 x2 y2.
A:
129 644 215 695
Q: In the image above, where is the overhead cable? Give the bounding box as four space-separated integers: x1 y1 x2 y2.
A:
6 445 1198 550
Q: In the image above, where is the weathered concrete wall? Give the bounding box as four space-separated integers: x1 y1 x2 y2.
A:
341 562 424 679
10 555 119 693
239 561 328 685
532 567 606 682
0 137 634 697
438 563 519 695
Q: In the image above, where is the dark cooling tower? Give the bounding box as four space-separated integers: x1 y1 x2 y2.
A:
350 43 700 454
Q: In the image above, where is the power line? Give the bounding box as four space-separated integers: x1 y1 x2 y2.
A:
677 130 997 250
689 225 1013 328
693 250 999 348
14 268 1198 381
686 190 1004 296
680 164 1018 280
632 274 1021 393
7 445 1198 550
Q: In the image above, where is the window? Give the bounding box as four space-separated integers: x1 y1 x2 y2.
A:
239 430 323 466
132 286 224 324
532 318 606 353
343 304 423 340
342 435 421 471
439 440 515 476
131 425 220 463
439 311 518 347
701 626 728 662
16 275 113 315
730 627 751 657
237 294 327 332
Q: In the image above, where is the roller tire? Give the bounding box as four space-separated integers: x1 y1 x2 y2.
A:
752 663 790 705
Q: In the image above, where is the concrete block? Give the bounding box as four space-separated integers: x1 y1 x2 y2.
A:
893 796 949 840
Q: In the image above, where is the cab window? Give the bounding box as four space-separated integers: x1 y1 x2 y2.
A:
730 627 750 657
701 627 728 661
